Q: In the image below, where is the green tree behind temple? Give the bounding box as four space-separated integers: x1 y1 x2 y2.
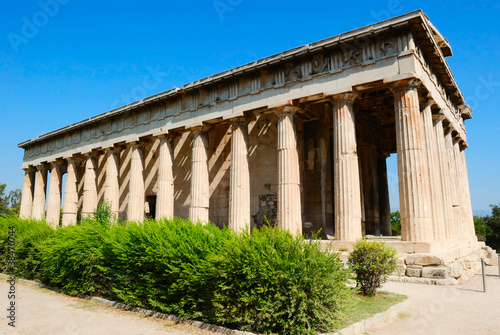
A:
483 204 500 251
390 210 401 236
0 183 22 217
0 184 8 216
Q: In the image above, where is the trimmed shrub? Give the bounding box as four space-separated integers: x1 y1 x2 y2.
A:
38 222 108 296
348 239 397 297
101 218 232 313
185 227 354 335
0 217 54 278
2 217 354 334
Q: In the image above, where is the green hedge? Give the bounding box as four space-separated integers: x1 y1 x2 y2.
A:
0 216 354 335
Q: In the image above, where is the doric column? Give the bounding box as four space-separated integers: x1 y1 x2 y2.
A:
62 157 80 226
332 93 362 241
19 167 36 219
128 143 145 222
46 161 63 226
392 80 433 241
444 129 460 237
104 148 120 219
82 154 98 217
378 153 392 236
229 118 251 232
422 102 446 240
453 139 467 237
156 136 175 219
459 146 475 238
434 116 455 238
31 164 48 220
359 143 380 235
190 128 210 223
275 106 302 235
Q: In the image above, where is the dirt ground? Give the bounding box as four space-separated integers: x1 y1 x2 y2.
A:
1 267 499 335
0 278 213 335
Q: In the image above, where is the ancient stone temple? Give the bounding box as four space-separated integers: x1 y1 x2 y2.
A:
18 11 496 283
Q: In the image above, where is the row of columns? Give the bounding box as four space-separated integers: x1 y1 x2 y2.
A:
18 81 474 241
17 107 303 234
393 80 475 241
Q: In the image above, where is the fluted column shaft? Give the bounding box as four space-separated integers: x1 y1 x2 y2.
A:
393 82 433 241
104 149 120 218
276 108 302 235
229 120 250 232
46 163 63 226
332 95 362 241
19 167 36 219
459 148 475 238
82 156 98 217
444 130 460 237
434 118 455 238
156 137 175 219
31 165 48 220
422 105 446 240
128 144 145 222
453 141 467 237
62 159 79 226
378 154 392 236
190 130 210 223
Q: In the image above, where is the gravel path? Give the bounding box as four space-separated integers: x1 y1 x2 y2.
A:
368 265 500 335
0 278 213 335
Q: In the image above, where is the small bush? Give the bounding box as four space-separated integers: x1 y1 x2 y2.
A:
348 239 397 297
82 201 116 227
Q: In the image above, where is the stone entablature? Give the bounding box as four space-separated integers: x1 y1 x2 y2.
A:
19 11 468 168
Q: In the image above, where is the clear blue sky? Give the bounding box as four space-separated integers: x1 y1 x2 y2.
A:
0 0 499 213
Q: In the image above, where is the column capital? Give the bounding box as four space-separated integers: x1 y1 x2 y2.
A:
82 150 101 159
157 132 178 141
190 124 213 134
273 105 302 115
330 91 359 104
128 140 149 149
229 116 248 125
421 98 436 110
23 165 36 173
66 154 83 163
104 146 123 154
432 111 446 122
389 78 421 94
36 163 49 171
49 158 66 168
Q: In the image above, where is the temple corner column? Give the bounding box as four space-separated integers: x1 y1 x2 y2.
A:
31 163 48 220
19 166 36 219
